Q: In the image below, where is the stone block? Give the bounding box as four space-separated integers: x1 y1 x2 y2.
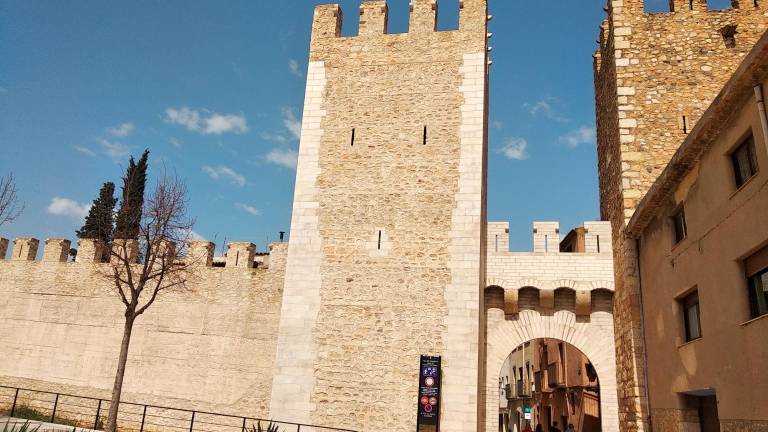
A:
226 242 255 268
43 238 71 262
111 239 139 264
11 238 39 261
503 288 518 314
76 239 106 263
188 241 214 267
0 238 8 260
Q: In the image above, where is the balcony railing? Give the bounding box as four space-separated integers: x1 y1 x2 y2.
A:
547 363 565 388
515 380 531 397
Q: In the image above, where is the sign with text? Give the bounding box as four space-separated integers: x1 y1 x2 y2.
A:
416 355 441 432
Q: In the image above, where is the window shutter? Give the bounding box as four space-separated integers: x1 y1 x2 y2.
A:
745 244 768 277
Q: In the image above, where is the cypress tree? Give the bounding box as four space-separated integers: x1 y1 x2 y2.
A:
114 149 149 239
77 182 117 246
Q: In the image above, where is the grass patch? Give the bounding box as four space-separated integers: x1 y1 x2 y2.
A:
9 405 82 428
7 406 48 423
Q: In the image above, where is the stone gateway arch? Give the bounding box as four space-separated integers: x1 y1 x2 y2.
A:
484 288 619 432
483 222 619 432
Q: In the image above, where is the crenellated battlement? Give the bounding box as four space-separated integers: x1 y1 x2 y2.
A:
596 0 764 54
310 0 490 53
608 0 756 16
0 236 287 271
487 221 613 255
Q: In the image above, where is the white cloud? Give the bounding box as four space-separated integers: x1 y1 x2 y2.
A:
265 148 298 169
99 139 131 162
259 108 302 144
168 137 182 148
523 97 569 123
74 146 96 157
189 230 206 240
202 165 246 187
164 107 201 131
559 126 596 148
164 107 248 135
281 107 302 139
288 59 302 77
500 137 529 161
235 203 261 216
260 132 289 144
107 122 135 137
205 113 248 134
492 120 503 130
47 197 91 220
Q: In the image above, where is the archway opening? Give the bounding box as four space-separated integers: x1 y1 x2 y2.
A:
498 339 602 432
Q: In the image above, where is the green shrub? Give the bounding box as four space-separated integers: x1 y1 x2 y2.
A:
9 405 80 428
247 420 282 432
2 419 41 432
7 406 48 423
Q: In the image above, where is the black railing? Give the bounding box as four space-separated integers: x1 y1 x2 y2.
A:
0 386 356 432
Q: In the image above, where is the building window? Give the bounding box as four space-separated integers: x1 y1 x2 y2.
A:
672 207 687 244
731 134 758 189
681 291 702 342
748 269 768 319
745 245 768 319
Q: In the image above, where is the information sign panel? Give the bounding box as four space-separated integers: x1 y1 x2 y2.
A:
416 355 441 432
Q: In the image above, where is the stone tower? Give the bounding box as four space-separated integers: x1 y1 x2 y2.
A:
270 1 490 431
594 1 767 430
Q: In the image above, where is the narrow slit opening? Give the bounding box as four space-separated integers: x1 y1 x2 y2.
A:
682 116 688 134
597 235 601 253
721 24 738 48
351 128 356 146
377 230 382 250
423 126 428 145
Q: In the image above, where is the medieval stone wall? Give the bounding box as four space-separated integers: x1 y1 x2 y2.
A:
0 237 286 421
594 1 768 430
269 2 489 431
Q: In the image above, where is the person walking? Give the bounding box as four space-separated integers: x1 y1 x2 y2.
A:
551 421 562 432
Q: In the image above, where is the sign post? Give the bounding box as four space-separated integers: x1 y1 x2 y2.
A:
416 355 441 432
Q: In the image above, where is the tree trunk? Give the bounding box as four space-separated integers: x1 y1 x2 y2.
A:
105 313 135 432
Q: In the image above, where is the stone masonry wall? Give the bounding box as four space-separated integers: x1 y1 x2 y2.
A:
594 1 768 431
486 222 615 291
0 238 287 421
270 2 489 431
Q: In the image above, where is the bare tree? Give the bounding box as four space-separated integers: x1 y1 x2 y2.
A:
102 174 197 432
0 173 24 227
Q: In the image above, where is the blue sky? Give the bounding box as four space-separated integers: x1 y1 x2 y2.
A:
1 0 726 253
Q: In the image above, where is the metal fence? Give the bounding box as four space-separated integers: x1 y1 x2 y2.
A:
0 386 356 432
